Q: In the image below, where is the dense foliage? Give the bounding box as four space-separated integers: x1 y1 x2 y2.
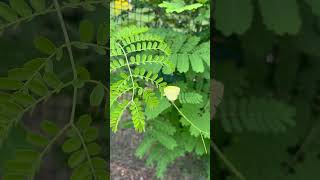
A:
111 0 210 179
0 0 108 179
214 0 320 179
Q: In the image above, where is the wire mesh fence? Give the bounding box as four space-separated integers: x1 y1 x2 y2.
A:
110 0 157 28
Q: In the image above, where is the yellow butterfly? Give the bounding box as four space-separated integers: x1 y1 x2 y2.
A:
114 0 133 16
164 86 180 101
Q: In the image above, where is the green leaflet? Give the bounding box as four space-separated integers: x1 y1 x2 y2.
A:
33 36 56 55
0 78 23 90
90 84 105 107
63 115 107 180
215 0 253 36
145 96 171 120
258 0 301 35
0 2 18 22
79 19 95 42
159 0 203 13
10 0 32 17
40 120 59 137
30 0 46 12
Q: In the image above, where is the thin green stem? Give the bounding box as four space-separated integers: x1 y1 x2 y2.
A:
211 141 247 180
117 42 135 102
171 101 208 154
72 125 97 180
29 123 71 180
54 0 77 79
52 1 98 180
86 80 109 93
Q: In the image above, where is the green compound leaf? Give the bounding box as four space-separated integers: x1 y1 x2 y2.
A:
258 0 301 35
145 97 171 120
79 19 94 42
33 36 56 55
90 84 105 107
215 0 253 36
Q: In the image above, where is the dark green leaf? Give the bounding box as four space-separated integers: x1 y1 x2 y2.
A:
27 78 49 96
79 19 94 42
8 68 33 81
97 23 108 45
68 150 86 168
43 72 62 89
0 78 23 90
30 0 45 12
23 58 45 71
26 132 49 148
15 149 40 162
3 174 25 180
71 162 91 180
76 114 92 130
12 92 36 107
62 137 82 153
40 120 59 136
0 92 11 102
10 0 32 17
76 66 90 81
90 84 105 106
34 36 56 55
87 142 101 156
0 2 18 22
83 127 98 142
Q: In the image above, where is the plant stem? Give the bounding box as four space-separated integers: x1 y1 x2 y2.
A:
53 0 77 79
171 101 208 154
29 123 71 180
211 141 247 180
72 124 97 180
117 43 135 102
53 0 98 179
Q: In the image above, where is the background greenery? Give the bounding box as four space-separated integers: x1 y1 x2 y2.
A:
0 0 108 179
214 0 320 179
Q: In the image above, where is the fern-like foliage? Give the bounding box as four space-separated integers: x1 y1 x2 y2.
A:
218 96 296 133
152 29 210 76
110 26 174 133
216 62 297 134
135 118 209 178
62 115 107 180
0 59 66 145
0 2 108 179
2 119 61 180
0 0 107 34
